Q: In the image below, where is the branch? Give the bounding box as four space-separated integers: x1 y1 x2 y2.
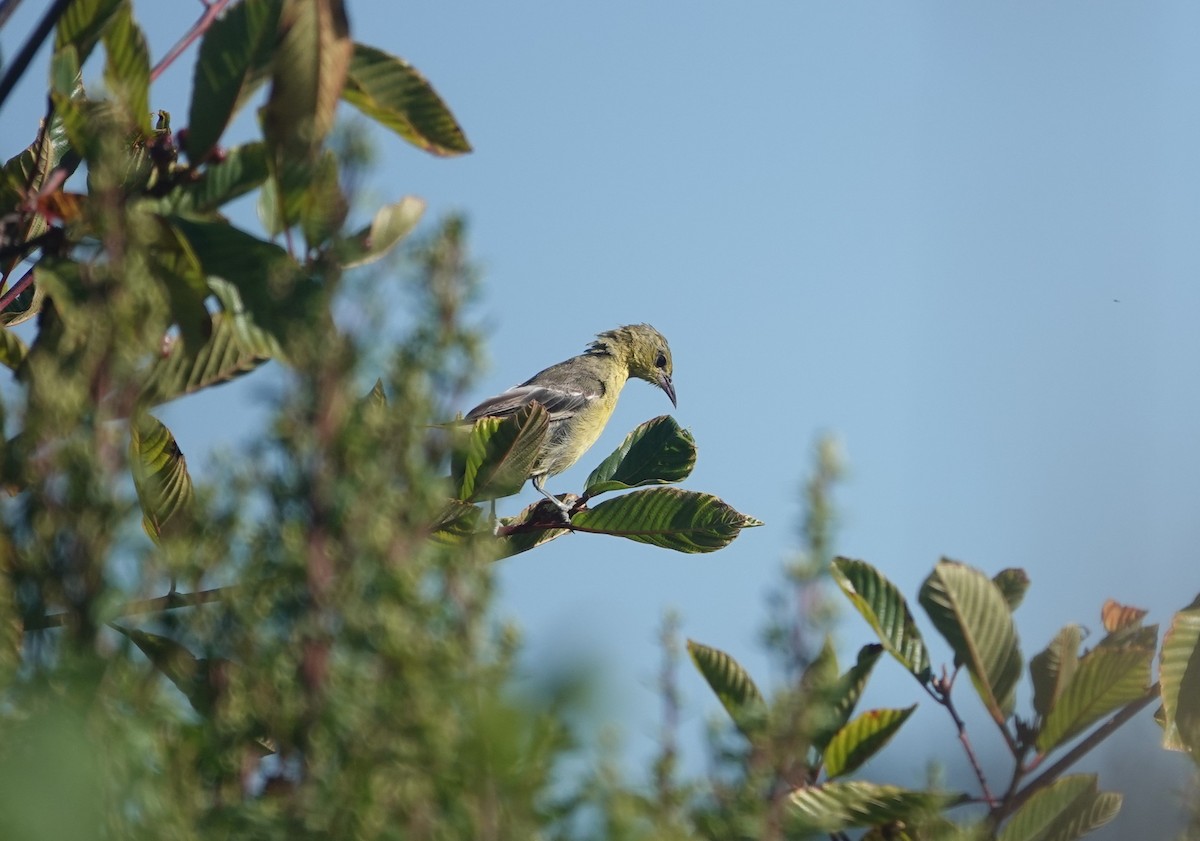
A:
926 678 996 806
23 585 228 630
0 0 73 114
994 684 1160 824
150 0 234 83
0 267 34 314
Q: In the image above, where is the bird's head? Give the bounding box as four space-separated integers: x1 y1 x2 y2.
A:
590 323 676 407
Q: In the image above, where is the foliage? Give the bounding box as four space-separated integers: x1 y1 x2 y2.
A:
687 556 1200 840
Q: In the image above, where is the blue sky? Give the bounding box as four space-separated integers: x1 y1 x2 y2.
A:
4 3 1199 835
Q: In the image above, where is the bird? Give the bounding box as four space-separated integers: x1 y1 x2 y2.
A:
465 323 676 513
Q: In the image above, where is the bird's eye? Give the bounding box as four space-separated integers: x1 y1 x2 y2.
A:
655 352 667 369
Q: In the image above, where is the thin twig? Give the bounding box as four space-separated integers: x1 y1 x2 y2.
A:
0 0 72 114
0 267 34 313
24 585 228 630
149 0 233 82
925 681 996 805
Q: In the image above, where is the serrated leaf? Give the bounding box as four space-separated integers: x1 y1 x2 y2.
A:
687 640 765 738
1160 600 1200 757
994 568 1030 612
342 43 472 156
54 0 124 65
0 329 28 371
130 413 194 541
788 781 960 834
823 705 916 779
186 0 283 162
1036 644 1154 753
919 559 1023 722
815 643 886 751
455 403 548 503
832 557 932 682
339 196 426 268
570 488 761 553
139 278 282 405
998 774 1121 841
101 2 150 133
1100 599 1147 633
160 142 269 215
582 415 697 497
1030 625 1083 721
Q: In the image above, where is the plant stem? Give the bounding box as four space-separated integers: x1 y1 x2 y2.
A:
0 0 72 114
149 0 234 82
926 681 996 806
24 585 228 630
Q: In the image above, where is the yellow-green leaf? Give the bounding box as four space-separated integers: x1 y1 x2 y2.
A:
687 640 765 738
570 488 761 553
583 415 697 497
129 413 194 541
823 705 916 779
919 558 1022 722
998 774 1121 841
832 557 932 682
1159 597 1200 757
1036 643 1153 753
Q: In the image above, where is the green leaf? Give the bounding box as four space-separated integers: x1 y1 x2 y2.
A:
993 568 1030 612
998 774 1121 841
186 0 283 161
1159 598 1200 757
823 705 916 779
101 2 150 133
298 149 347 250
54 0 124 65
139 278 283 405
454 403 549 503
159 142 269 215
147 218 212 350
338 196 426 268
129 413 194 541
686 640 766 738
570 488 762 553
831 557 932 682
1030 625 1083 721
430 499 483 545
582 415 697 497
919 559 1023 722
0 329 28 371
1036 643 1154 753
494 501 570 558
263 0 351 155
815 643 886 752
168 216 302 341
788 781 960 834
342 43 472 156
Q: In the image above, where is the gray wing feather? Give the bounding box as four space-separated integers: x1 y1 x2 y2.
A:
465 384 595 422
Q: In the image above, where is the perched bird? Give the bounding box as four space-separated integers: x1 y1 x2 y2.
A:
465 324 676 511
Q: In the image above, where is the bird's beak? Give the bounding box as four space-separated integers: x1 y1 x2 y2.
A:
658 373 677 408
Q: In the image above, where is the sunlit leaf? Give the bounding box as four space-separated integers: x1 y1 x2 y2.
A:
919 559 1022 722
1159 597 1200 757
186 0 283 161
342 43 472 156
788 781 960 834
159 143 269 215
815 643 885 752
998 774 1121 841
1030 625 1083 721
1036 643 1153 753
101 2 150 133
823 706 916 779
687 640 765 738
54 0 124 66
0 329 28 371
570 488 762 553
583 415 697 497
129 412 194 541
339 196 426 268
139 278 283 405
832 557 931 682
453 403 548 503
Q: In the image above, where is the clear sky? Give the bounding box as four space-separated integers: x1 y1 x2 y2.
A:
4 3 1199 836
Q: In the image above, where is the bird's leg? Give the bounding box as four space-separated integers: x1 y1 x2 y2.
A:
532 474 573 523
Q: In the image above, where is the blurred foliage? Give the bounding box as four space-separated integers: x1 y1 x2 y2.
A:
0 3 1196 841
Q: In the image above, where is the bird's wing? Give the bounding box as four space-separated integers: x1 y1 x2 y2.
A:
465 383 596 422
